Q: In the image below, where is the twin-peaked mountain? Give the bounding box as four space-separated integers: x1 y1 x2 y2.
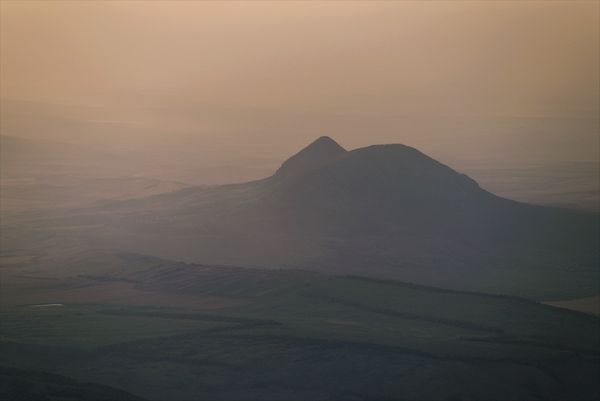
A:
56 137 600 298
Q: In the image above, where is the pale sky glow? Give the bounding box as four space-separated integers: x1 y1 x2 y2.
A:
1 0 598 167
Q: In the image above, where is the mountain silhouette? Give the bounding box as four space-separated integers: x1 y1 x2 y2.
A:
271 142 486 211
58 137 599 298
275 136 347 178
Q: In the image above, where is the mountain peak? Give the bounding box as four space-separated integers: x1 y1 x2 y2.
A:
275 136 347 178
311 135 343 148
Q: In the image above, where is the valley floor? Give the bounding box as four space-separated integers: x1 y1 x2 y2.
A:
1 254 599 400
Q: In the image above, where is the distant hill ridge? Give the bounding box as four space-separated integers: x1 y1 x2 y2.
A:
270 138 486 211
17 136 599 299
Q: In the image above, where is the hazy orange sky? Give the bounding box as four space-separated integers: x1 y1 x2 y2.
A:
1 0 598 169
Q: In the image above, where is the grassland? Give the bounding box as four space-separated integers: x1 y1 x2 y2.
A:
1 252 599 400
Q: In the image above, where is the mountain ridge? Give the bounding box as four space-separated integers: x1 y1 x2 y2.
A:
8 136 598 299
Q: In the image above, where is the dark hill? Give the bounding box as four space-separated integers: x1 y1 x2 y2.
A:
12 137 599 299
270 143 488 216
275 135 347 178
0 367 143 401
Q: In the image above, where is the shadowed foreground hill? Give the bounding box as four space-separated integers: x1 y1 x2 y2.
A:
0 367 143 401
3 137 598 299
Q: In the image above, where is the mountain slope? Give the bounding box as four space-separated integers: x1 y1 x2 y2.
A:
275 135 347 178
4 137 598 299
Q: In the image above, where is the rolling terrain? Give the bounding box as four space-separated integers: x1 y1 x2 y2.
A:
0 135 189 216
2 1 598 399
0 367 142 401
463 161 600 212
1 252 599 400
1 137 598 400
3 137 597 299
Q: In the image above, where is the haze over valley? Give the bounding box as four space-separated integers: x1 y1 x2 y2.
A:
1 1 598 400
